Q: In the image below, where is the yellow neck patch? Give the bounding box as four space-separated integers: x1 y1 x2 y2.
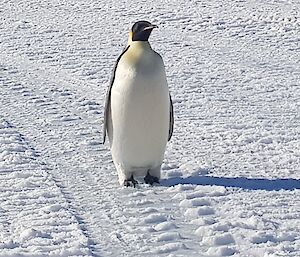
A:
127 31 133 46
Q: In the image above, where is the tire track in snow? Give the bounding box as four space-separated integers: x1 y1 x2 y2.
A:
0 115 91 256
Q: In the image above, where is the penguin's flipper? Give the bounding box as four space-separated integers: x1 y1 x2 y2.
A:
168 94 174 141
103 45 130 144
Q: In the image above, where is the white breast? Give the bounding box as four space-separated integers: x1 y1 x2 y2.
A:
109 42 170 174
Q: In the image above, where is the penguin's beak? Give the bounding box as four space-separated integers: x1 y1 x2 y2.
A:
143 24 158 31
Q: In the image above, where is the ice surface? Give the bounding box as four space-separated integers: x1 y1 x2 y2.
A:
1 0 300 256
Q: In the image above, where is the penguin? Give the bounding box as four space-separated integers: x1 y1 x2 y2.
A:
103 21 174 187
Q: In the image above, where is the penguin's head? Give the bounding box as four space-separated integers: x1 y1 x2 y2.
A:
128 21 158 44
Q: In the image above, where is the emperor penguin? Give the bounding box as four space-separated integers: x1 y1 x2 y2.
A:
103 21 174 187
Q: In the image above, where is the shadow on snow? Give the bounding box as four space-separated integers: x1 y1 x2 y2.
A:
161 175 300 191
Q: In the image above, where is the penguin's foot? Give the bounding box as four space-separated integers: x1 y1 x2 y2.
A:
123 175 138 188
144 172 159 186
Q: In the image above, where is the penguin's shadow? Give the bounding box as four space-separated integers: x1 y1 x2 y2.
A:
161 175 300 191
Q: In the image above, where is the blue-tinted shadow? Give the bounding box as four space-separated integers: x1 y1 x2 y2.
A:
161 175 300 191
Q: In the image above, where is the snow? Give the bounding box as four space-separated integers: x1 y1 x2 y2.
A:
153 221 178 232
1 0 300 256
0 120 91 256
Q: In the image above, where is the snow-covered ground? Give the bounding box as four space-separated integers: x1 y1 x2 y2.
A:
1 0 300 256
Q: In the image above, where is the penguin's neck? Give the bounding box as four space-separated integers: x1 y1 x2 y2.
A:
123 41 155 68
130 41 152 50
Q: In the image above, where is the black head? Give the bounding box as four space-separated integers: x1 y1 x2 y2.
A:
131 21 158 42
